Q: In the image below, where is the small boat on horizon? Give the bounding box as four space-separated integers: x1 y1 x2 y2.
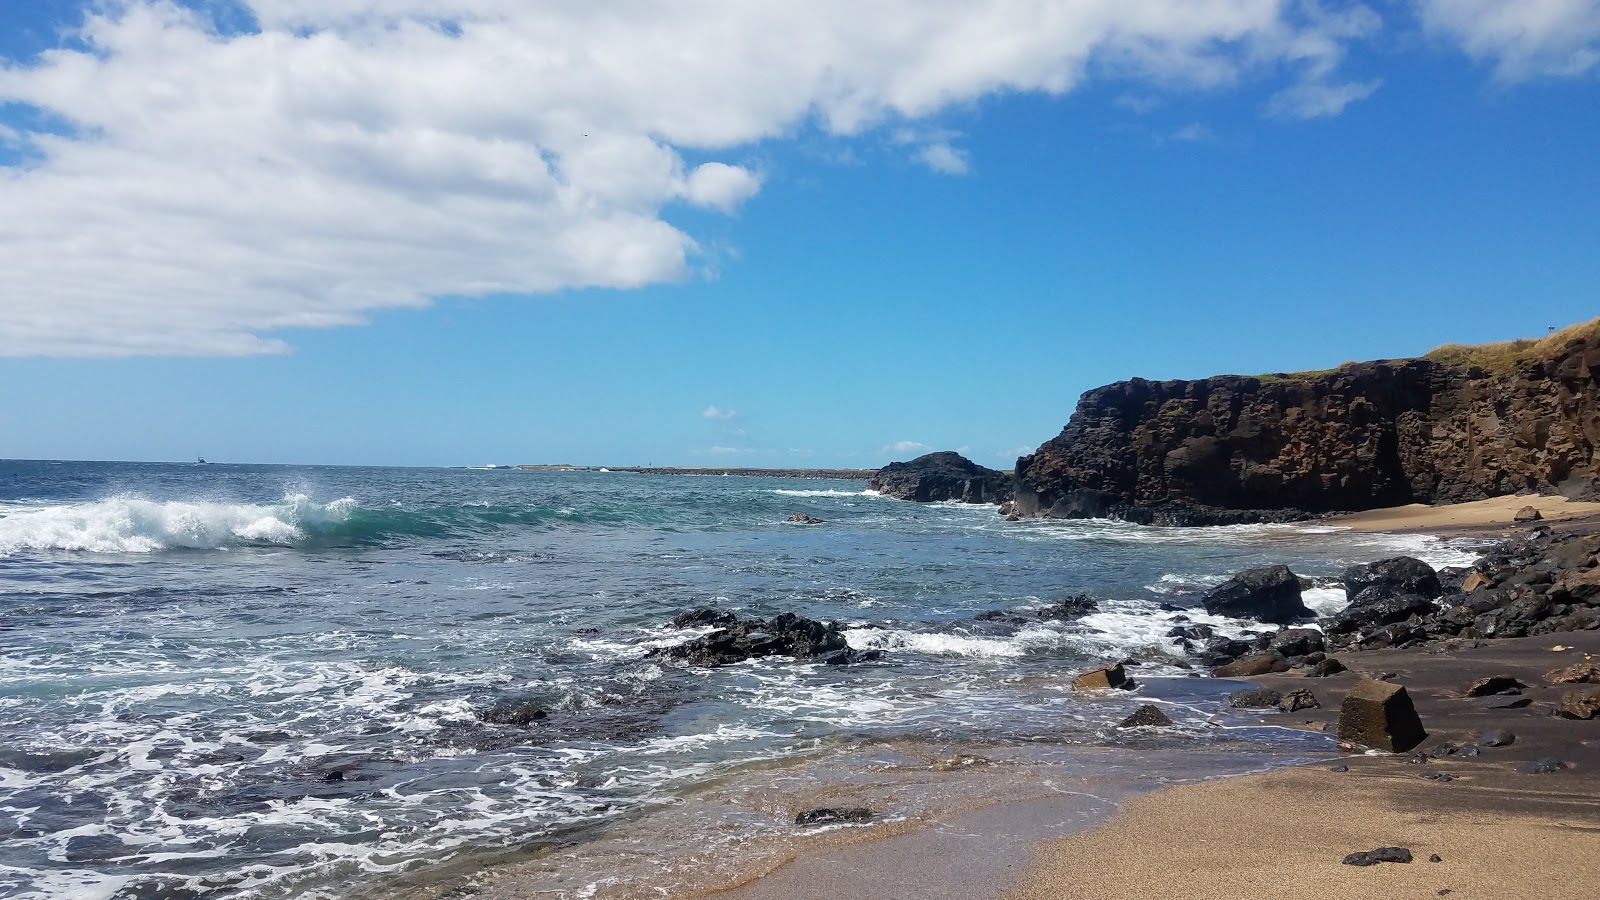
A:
196 457 209 465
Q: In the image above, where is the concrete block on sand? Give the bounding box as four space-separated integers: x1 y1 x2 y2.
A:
1337 678 1427 752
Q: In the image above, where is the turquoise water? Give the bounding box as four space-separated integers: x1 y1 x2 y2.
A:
0 461 1476 898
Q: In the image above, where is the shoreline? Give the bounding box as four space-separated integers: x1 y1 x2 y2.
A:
700 634 1600 900
1326 494 1600 538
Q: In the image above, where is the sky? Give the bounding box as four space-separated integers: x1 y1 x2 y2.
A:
0 1 1597 468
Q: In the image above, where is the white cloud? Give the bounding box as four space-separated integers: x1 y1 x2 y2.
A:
1170 122 1214 142
1417 0 1600 79
883 440 931 456
701 405 739 421
0 0 1412 356
916 141 970 175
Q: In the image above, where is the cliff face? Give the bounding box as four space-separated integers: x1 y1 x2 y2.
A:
1013 330 1600 525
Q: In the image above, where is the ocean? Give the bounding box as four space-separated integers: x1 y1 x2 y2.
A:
0 461 1482 899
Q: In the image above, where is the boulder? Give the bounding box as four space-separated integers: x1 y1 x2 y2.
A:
1278 689 1320 712
1305 657 1348 677
1514 505 1544 523
1337 678 1427 752
1343 557 1443 599
669 608 739 629
1518 757 1568 774
1227 688 1282 709
1546 663 1600 684
868 452 1013 504
1321 587 1437 640
1343 847 1413 866
1036 594 1099 620
1213 651 1291 678
795 807 872 826
1269 627 1326 657
1072 663 1131 691
653 611 860 667
786 513 824 524
1478 729 1516 747
1464 675 1527 697
1203 566 1313 624
1117 705 1174 728
1555 687 1600 720
1460 571 1493 593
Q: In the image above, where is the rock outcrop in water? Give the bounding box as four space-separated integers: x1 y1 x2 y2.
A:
868 451 1012 504
1012 323 1600 525
653 609 880 667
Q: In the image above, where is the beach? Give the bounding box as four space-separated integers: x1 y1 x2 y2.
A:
1328 495 1600 537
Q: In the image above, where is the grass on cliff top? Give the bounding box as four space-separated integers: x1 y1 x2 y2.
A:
1424 317 1600 374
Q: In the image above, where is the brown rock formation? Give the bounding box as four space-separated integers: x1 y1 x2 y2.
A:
1013 322 1600 525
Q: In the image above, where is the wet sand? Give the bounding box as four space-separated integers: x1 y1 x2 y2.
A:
1327 495 1600 537
705 633 1600 900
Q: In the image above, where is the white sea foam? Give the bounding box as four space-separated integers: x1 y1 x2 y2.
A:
1301 586 1349 617
770 489 874 498
0 494 357 554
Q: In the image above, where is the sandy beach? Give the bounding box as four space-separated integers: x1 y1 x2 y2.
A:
706 631 1600 900
1327 495 1600 536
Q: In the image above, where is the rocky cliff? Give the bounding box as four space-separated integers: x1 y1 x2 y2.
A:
1013 323 1600 525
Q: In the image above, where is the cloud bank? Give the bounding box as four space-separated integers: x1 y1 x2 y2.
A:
0 1 1590 356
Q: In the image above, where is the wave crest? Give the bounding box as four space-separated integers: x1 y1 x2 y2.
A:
0 494 357 554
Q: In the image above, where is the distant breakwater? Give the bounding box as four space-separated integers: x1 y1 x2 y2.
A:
514 465 878 480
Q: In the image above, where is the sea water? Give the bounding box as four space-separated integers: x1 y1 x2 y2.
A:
0 461 1480 899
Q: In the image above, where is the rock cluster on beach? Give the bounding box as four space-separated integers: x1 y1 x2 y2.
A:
993 324 1600 524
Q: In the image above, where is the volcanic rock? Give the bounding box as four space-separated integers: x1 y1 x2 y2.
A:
1478 729 1516 747
1464 675 1528 697
1343 847 1413 866
795 807 872 826
1514 505 1544 522
1202 566 1313 624
1036 594 1099 620
1213 651 1291 677
868 451 1012 504
1546 663 1600 684
1305 657 1348 677
1337 678 1427 752
1009 325 1600 524
1278 689 1320 712
1518 757 1568 774
653 611 861 667
1117 705 1174 728
1227 688 1282 709
669 608 739 629
1343 557 1443 600
786 513 824 524
1269 627 1325 657
1555 687 1600 719
478 698 548 727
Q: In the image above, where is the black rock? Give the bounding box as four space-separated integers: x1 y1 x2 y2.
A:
1278 689 1320 712
1429 854 1444 863
1117 704 1174 728
653 611 856 667
1330 764 1349 773
322 770 345 782
1464 675 1528 697
478 698 548 727
1203 566 1313 624
1473 695 1532 710
1343 557 1443 600
1305 657 1348 677
1227 687 1283 709
795 807 872 826
669 608 739 629
1269 627 1325 657
1479 729 1515 747
1343 847 1414 866
1322 587 1438 638
1037 593 1099 620
868 451 1012 504
1518 757 1567 774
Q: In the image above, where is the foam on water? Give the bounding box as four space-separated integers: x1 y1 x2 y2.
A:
0 494 357 554
769 489 876 498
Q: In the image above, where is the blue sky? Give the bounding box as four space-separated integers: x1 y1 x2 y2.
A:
1 1 1597 467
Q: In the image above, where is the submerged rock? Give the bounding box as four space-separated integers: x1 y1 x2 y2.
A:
795 807 872 826
653 611 872 667
1337 678 1427 752
1117 705 1174 728
478 698 549 727
786 513 825 525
